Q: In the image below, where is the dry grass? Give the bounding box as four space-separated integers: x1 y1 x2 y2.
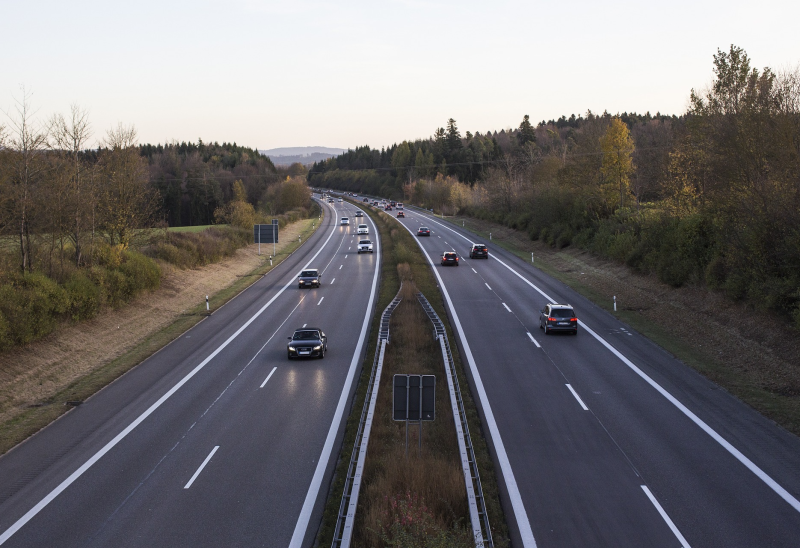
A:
454 215 800 435
354 273 472 547
0 218 317 453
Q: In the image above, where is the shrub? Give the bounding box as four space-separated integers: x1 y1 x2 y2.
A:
64 271 103 321
0 273 69 348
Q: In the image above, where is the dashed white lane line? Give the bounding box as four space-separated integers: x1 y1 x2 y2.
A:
566 384 589 411
641 485 692 548
526 332 541 348
260 367 278 388
345 255 348 259
502 303 512 313
472 268 477 273
184 446 219 489
485 283 492 290
302 323 307 328
331 278 335 284
339 265 343 269
317 297 324 305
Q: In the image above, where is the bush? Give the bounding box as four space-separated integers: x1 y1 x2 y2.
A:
64 271 103 321
0 273 69 349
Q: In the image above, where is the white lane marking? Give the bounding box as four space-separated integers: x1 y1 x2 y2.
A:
437 235 441 238
526 332 541 348
485 283 492 290
419 210 800 515
339 265 343 269
302 323 307 328
0 209 342 546
502 303 512 313
317 297 324 306
472 268 477 273
345 255 348 259
348 247 351 250
394 220 537 547
331 278 335 284
641 485 691 548
260 367 278 389
290 205 382 548
566 384 589 411
184 446 219 489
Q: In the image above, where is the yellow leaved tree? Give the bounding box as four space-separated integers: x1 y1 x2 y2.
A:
599 118 635 210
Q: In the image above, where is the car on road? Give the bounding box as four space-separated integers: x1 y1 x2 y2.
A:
327 198 334 203
287 328 327 359
357 239 374 253
355 211 363 217
397 211 405 218
357 224 369 234
539 303 578 335
338 198 343 203
340 217 350 225
363 198 369 202
417 227 431 236
470 244 488 259
397 203 404 209
384 205 392 211
441 252 459 266
298 268 321 288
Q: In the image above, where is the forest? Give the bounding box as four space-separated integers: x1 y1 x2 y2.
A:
0 100 313 350
310 46 800 327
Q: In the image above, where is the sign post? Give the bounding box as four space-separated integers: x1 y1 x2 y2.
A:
253 222 280 258
393 375 435 456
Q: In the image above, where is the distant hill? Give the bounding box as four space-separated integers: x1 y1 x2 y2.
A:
260 146 346 166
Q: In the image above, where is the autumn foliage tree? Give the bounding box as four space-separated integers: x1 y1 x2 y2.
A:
599 117 635 210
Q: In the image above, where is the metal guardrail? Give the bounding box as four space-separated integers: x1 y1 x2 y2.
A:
332 285 403 548
417 292 494 548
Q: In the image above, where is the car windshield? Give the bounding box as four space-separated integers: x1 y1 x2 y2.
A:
360 240 371 244
474 246 487 251
444 253 456 258
551 308 574 318
300 270 318 277
293 330 319 340
420 227 429 231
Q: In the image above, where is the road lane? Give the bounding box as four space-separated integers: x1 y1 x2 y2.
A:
394 207 800 547
0 197 381 547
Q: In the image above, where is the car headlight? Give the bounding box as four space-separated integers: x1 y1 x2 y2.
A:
288 346 296 351
313 345 322 350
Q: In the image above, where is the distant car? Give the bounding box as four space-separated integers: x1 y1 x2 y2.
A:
338 198 343 203
341 217 350 225
397 211 405 218
469 244 488 259
357 239 374 253
397 203 404 209
363 198 369 202
298 269 321 288
287 328 327 359
355 211 363 217
384 205 392 211
539 303 578 335
357 224 369 234
327 198 334 203
417 227 431 236
441 252 459 266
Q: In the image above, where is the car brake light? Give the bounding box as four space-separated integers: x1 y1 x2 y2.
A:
548 317 556 322
570 318 577 322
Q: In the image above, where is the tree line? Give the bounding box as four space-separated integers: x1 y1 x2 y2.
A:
311 46 800 327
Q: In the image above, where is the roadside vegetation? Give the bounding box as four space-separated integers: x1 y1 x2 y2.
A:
316 201 509 547
0 97 317 352
310 45 800 332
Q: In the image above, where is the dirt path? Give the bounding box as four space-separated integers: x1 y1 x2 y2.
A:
0 220 311 431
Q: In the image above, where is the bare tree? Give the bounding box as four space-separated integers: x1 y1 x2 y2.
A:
49 104 92 266
4 88 49 273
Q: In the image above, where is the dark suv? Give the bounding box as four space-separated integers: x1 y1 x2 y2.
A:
287 328 327 359
441 252 459 266
539 304 578 335
470 244 488 259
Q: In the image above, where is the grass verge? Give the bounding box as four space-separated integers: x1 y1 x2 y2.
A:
315 203 510 546
0 217 321 455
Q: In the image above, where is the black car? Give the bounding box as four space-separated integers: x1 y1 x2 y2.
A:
470 244 488 259
298 269 321 288
441 252 459 266
539 304 578 335
287 328 327 359
417 227 431 236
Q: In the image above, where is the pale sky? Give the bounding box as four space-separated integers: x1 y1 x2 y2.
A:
3 0 799 151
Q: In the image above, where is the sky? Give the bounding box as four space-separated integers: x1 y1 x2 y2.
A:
3 0 799 151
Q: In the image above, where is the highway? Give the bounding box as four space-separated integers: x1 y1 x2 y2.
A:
391 205 800 548
0 197 379 547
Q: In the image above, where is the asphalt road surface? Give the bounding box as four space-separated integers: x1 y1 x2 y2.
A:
0 197 379 547
393 205 800 548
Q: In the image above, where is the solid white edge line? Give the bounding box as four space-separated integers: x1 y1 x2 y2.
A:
288 209 382 548
641 485 691 548
184 446 220 489
565 384 589 411
419 211 800 515
0 206 341 546
260 367 278 389
526 332 541 349
394 218 538 547
502 303 512 313
317 297 324 305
